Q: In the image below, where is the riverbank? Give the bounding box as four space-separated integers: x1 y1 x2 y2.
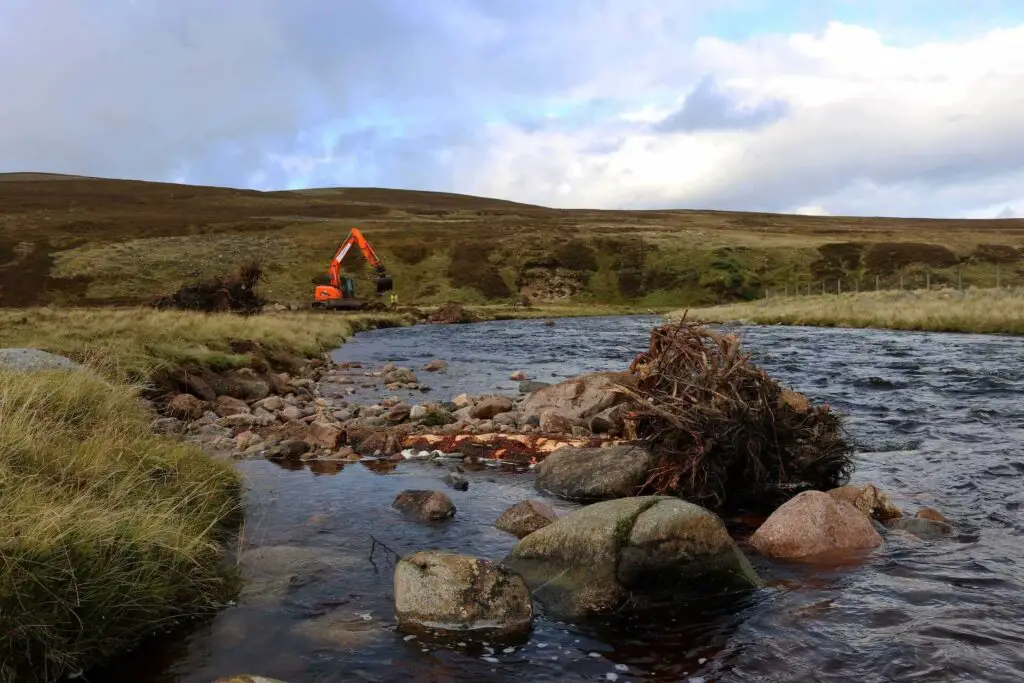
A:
682 287 1024 335
0 367 241 681
0 303 661 682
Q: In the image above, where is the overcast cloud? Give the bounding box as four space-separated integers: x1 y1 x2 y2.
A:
2 0 1024 218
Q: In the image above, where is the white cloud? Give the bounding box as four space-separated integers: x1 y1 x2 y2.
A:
464 21 1024 217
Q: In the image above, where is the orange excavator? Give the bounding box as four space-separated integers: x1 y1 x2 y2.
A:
311 228 394 310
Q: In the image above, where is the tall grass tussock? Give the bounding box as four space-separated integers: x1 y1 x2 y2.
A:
682 287 1024 335
0 368 241 682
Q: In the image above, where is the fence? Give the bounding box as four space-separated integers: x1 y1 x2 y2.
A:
760 264 1024 300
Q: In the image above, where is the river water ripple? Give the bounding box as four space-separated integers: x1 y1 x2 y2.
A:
101 316 1024 683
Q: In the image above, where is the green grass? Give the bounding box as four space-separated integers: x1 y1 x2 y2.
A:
0 368 241 682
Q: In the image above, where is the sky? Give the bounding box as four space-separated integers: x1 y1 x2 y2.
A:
2 0 1024 218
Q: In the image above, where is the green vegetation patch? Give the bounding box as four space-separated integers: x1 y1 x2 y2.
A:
0 369 242 682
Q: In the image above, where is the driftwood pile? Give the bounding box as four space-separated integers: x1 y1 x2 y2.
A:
153 261 267 315
617 316 853 512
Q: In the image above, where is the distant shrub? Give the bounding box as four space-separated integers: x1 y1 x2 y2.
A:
811 242 864 279
972 243 1022 264
393 244 429 265
446 241 511 298
555 239 598 272
864 242 959 274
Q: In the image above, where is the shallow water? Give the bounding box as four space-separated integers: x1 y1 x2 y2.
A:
100 316 1024 682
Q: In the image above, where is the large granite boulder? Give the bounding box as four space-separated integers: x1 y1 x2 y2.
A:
520 372 635 425
394 551 533 638
535 444 655 502
750 490 884 560
503 496 760 618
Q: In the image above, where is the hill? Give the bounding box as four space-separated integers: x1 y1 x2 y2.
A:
3 172 1024 308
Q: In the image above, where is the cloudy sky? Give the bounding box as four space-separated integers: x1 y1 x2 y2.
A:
3 0 1024 217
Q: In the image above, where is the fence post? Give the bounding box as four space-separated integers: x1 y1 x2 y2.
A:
926 271 930 290
997 264 1001 288
875 275 879 291
900 272 904 290
958 269 962 292
838 279 842 294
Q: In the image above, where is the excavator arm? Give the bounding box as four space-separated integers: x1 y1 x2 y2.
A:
327 228 393 294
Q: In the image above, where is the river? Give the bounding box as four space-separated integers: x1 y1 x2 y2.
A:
98 315 1024 682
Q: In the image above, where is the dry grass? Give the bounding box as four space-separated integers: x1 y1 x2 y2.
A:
682 287 1024 335
0 308 410 382
0 368 241 682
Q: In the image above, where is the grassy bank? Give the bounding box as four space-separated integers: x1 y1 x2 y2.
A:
0 307 411 383
682 288 1024 335
0 368 241 682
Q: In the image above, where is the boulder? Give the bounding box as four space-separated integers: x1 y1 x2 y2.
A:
0 348 83 373
510 370 528 381
493 411 518 427
421 359 448 372
235 430 262 450
495 500 558 539
256 395 286 412
453 393 473 409
750 490 883 560
470 396 515 420
280 405 303 422
384 367 418 385
393 490 456 521
587 405 629 436
503 496 760 617
214 368 271 402
886 517 954 540
277 439 310 459
151 417 185 436
166 393 207 421
394 551 532 638
214 395 251 417
519 380 550 395
410 405 428 420
218 413 260 429
535 445 655 502
520 372 635 424
307 421 343 449
442 471 469 491
827 484 902 521
539 408 576 434
387 404 412 423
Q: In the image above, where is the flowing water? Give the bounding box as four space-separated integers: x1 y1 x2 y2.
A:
100 316 1024 683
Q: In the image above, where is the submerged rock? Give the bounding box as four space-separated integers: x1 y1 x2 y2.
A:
442 471 469 491
394 551 533 638
307 421 343 449
421 359 449 372
886 517 955 540
393 490 456 521
828 483 902 521
503 496 760 618
750 490 883 560
495 500 558 539
535 444 655 502
916 506 951 524
519 380 550 395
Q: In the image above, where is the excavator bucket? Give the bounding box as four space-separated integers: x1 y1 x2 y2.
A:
375 275 394 294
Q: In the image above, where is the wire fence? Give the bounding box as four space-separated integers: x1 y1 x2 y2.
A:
761 264 1024 300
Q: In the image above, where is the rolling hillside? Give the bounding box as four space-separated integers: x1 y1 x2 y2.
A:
3 172 1024 308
